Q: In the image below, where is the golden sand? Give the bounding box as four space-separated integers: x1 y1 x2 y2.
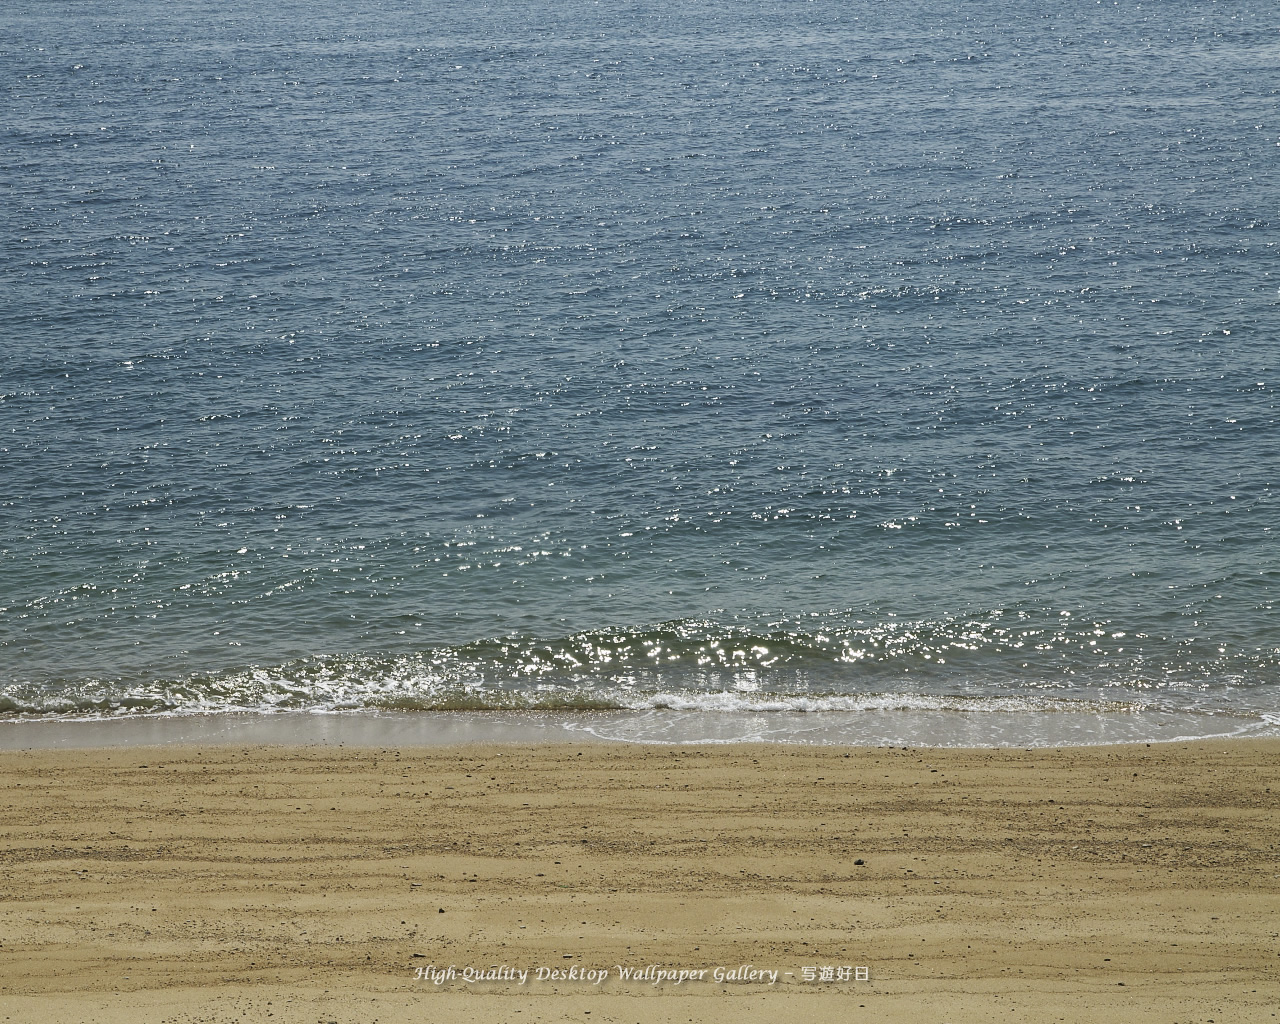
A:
1 739 1277 1022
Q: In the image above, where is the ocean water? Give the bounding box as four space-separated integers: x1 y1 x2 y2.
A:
2 0 1279 740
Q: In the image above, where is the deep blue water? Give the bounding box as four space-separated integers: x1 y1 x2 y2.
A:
2 0 1279 723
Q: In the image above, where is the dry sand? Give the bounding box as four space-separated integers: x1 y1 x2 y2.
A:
1 738 1277 1023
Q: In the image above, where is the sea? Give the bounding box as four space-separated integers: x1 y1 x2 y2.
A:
2 0 1278 746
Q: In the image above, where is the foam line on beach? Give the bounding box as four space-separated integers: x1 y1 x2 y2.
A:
1 707 1276 750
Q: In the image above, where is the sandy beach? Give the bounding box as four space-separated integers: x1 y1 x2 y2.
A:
1 737 1277 1023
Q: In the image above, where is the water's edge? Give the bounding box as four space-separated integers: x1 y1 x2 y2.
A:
1 708 1276 751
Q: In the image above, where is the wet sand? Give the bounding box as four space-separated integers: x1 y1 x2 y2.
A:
1 739 1277 1022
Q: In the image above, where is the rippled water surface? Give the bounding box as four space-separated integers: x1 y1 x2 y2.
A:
2 0 1279 729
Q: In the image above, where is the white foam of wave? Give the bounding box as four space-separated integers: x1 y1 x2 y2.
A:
562 709 1280 748
620 690 1127 714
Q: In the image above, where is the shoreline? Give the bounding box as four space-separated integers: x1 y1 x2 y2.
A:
2 738 1277 1022
1 706 1277 751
